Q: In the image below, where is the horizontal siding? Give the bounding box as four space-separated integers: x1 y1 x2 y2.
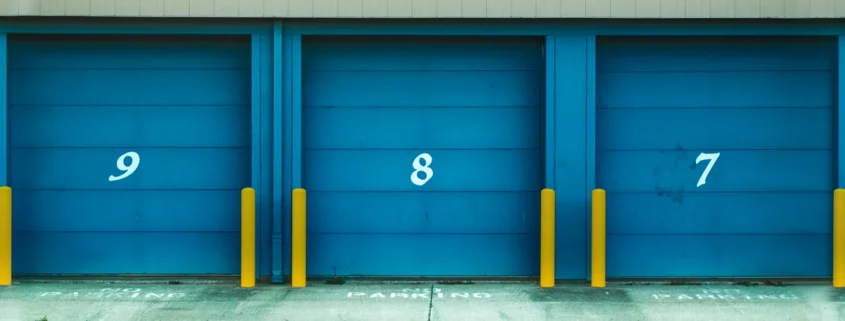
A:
2 0 845 18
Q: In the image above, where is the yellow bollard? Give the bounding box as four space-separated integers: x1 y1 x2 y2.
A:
540 188 555 288
0 186 9 286
292 188 307 288
835 188 845 287
592 188 606 288
241 187 256 288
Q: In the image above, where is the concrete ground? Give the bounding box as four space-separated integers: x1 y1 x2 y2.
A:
2 279 845 321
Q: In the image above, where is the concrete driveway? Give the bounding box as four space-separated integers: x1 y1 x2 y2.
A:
1 279 843 321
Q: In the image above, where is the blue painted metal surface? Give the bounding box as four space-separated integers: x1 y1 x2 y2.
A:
251 34 262 278
271 22 285 282
254 33 276 279
8 34 252 274
596 36 837 277
839 37 845 189
543 37 555 190
0 33 7 186
0 18 843 280
547 36 593 280
281 33 301 278
584 37 597 280
302 36 543 276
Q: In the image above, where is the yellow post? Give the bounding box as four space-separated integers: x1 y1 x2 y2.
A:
0 186 9 286
540 188 555 288
241 187 256 288
292 188 307 288
592 188 606 288
835 188 845 287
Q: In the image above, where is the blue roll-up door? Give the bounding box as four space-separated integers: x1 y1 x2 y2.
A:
303 36 543 276
597 36 835 277
9 35 251 274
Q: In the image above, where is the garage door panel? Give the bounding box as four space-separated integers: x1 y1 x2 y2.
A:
597 37 834 72
12 147 248 190
14 190 240 232
9 35 250 274
309 192 539 234
598 36 835 277
13 231 239 274
9 69 249 106
304 36 541 276
608 234 829 277
598 150 830 192
10 105 249 148
308 234 538 276
305 71 540 108
598 71 831 108
607 192 829 234
598 107 832 150
306 106 539 150
9 35 249 69
306 150 540 192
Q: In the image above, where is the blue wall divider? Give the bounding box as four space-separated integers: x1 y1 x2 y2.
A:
272 21 285 283
280 30 303 281
545 36 594 280
839 36 845 189
255 32 274 280
0 33 6 187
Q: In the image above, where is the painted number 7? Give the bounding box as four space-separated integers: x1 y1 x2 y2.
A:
695 152 720 188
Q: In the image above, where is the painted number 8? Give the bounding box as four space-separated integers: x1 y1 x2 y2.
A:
108 151 140 182
410 153 433 186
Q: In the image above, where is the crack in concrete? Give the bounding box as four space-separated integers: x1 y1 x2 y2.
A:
427 284 434 321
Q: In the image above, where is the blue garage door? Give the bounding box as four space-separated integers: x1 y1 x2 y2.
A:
8 35 251 274
597 36 835 277
303 36 543 276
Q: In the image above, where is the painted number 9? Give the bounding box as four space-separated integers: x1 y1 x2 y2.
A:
108 151 140 182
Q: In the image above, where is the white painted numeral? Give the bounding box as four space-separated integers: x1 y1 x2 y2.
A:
695 152 720 188
108 151 140 182
410 153 433 186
